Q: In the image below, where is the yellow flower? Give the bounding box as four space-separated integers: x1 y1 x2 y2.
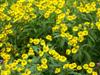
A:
78 36 84 42
57 13 65 20
40 39 45 46
22 73 27 75
21 60 27 66
67 15 77 21
72 63 77 68
38 50 44 57
43 45 49 52
87 68 93 74
44 11 50 18
66 9 70 15
3 54 10 61
63 64 69 69
66 33 73 40
33 39 40 45
28 59 32 63
55 68 61 74
59 56 67 62
55 9 62 14
52 25 59 32
83 30 88 36
73 1 77 7
71 48 78 54
37 64 42 71
57 1 65 8
89 62 95 67
41 58 47 64
0 34 4 39
78 31 84 37
28 48 34 56
69 63 77 69
96 21 100 30
31 13 37 19
25 69 31 75
60 23 68 33
66 49 71 55
22 54 28 59
17 67 23 72
6 48 11 52
92 71 98 75
73 26 79 32
48 49 56 55
29 38 33 43
27 43 31 47
77 66 82 70
1 70 8 75
0 43 3 47
41 64 48 69
83 64 89 69
46 35 52 41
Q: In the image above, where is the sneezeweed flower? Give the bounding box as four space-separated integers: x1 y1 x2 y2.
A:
77 65 82 70
48 49 56 55
69 63 76 70
92 71 98 75
63 63 69 69
0 34 4 39
40 39 45 46
57 13 65 20
71 63 77 69
41 64 48 69
41 58 47 64
89 62 95 67
0 43 3 47
6 48 12 52
59 56 67 62
44 11 50 18
55 9 62 14
25 69 31 75
78 31 84 37
78 36 85 42
67 15 77 21
27 43 31 47
73 26 79 32
83 30 88 36
28 59 32 63
37 64 42 71
60 23 68 31
43 45 49 52
52 25 59 32
1 70 9 75
86 68 93 74
66 49 71 55
28 47 35 56
21 60 27 66
71 48 78 54
17 67 24 72
22 73 27 75
38 50 44 57
22 54 28 59
29 38 33 43
33 39 40 45
55 68 61 74
96 21 100 30
83 64 89 69
46 35 52 41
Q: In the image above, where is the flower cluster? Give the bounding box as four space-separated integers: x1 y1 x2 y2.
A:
0 0 100 75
